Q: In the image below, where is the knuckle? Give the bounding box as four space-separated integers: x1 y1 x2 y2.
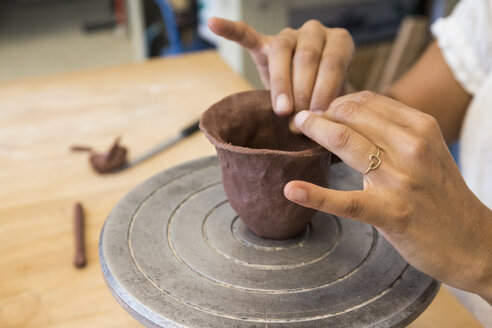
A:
343 197 364 218
320 53 346 72
302 19 323 30
312 194 328 210
281 27 295 35
331 28 355 50
327 126 351 151
406 136 429 158
418 113 439 133
295 45 320 64
331 100 359 121
294 91 310 108
331 27 351 38
389 203 412 233
397 172 418 191
270 74 289 87
353 90 375 104
272 36 293 50
391 166 421 193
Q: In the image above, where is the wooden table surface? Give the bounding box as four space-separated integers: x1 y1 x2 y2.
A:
0 51 483 328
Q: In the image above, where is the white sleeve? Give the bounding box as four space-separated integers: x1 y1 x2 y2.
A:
431 0 492 94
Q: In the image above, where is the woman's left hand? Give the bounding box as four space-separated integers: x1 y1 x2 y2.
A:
284 91 492 301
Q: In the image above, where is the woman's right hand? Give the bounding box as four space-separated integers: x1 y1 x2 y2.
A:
208 17 355 120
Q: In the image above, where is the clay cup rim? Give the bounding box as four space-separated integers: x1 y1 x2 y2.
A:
200 90 326 157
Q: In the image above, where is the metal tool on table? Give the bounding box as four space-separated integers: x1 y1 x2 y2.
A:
99 157 439 328
114 120 200 172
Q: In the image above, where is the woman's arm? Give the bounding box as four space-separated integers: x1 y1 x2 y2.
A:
387 41 472 144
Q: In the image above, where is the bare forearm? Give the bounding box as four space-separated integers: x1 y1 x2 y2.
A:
386 42 471 144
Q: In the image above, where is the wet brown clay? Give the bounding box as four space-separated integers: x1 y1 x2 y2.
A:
73 202 87 268
89 137 128 173
71 137 128 173
200 90 331 239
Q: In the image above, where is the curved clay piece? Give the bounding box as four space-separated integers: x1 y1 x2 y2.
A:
200 90 331 239
89 137 128 174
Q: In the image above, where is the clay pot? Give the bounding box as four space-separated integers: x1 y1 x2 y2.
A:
200 90 331 239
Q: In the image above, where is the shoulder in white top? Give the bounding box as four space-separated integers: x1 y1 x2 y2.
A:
431 0 492 94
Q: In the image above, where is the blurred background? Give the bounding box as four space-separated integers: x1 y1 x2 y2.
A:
0 0 459 88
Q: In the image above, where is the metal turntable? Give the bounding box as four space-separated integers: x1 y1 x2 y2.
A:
99 156 439 327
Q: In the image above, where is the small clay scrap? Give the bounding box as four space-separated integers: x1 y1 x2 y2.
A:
70 145 93 152
71 137 128 174
73 202 87 269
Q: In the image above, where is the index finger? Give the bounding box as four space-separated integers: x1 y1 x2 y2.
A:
208 17 264 51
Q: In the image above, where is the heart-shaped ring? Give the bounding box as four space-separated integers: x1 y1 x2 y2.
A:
362 147 381 175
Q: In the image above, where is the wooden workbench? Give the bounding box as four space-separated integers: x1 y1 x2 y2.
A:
0 51 483 327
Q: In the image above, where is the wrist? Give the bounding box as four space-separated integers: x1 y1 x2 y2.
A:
449 200 492 300
476 256 492 305
477 271 492 305
471 205 492 303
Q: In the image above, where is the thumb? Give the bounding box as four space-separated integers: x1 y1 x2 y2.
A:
284 180 380 225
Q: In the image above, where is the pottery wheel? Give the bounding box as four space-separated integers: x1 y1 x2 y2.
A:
99 156 439 327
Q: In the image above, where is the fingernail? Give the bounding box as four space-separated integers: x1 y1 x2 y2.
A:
312 109 324 116
289 187 307 202
289 118 302 134
294 110 310 127
276 94 290 114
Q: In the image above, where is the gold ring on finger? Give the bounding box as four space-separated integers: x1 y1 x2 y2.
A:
362 147 381 175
